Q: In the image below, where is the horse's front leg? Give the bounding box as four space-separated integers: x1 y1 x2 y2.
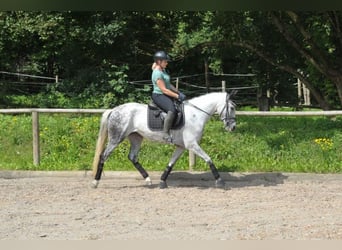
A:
160 146 185 189
187 143 225 188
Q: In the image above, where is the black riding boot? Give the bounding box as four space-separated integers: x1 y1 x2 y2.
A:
163 111 175 143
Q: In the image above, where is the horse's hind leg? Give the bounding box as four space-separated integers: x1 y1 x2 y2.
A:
92 139 120 188
93 119 126 187
160 146 185 189
127 133 151 186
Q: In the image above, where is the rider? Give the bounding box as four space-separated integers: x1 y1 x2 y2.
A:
151 51 186 142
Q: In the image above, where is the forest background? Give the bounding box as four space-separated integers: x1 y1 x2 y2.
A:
1 11 342 110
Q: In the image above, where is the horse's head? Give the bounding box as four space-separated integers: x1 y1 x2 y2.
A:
218 91 237 132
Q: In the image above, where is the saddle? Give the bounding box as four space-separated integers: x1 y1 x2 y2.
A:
147 101 185 131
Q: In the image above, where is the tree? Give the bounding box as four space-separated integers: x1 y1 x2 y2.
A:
0 11 183 107
218 11 342 110
1 11 341 109
171 11 342 109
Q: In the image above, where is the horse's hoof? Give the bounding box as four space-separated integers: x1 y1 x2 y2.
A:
159 181 168 189
91 180 99 189
145 177 152 186
215 178 225 188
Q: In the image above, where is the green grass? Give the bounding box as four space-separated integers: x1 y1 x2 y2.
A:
0 113 341 173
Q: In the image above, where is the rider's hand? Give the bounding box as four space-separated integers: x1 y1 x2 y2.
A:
177 92 186 102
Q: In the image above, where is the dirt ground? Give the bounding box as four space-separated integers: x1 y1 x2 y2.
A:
1 170 342 240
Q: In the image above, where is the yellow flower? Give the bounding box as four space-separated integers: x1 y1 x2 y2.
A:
314 137 333 151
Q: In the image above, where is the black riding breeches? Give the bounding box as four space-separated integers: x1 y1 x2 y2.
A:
152 93 176 113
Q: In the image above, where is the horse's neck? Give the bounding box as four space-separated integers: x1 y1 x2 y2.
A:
189 93 223 115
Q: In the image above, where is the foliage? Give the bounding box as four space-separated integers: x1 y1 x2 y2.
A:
224 11 342 109
1 11 342 109
0 114 341 173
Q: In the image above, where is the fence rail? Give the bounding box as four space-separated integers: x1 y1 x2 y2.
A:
0 108 107 114
2 108 342 116
1 108 342 167
236 110 342 116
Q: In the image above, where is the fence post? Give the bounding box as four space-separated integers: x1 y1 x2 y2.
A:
297 78 302 105
222 80 226 92
32 111 40 165
189 151 195 171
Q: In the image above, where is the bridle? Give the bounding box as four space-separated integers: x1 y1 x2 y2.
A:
218 93 236 128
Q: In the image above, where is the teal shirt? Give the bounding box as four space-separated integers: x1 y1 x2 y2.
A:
152 69 171 94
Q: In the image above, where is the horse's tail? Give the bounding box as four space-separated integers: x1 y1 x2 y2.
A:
92 110 112 177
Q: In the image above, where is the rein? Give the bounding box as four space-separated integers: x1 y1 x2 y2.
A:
185 101 212 116
185 93 236 125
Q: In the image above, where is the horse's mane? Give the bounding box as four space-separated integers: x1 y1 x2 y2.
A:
188 92 226 104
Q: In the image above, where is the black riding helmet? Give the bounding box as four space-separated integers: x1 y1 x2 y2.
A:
153 51 171 62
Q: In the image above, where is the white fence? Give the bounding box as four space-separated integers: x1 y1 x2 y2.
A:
1 108 342 167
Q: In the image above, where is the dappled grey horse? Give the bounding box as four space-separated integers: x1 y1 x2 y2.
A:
92 91 236 189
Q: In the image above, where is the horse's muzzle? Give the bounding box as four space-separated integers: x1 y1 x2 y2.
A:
223 117 236 132
225 125 236 132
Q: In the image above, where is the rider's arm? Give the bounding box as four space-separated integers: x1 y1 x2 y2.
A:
169 84 180 93
156 79 179 99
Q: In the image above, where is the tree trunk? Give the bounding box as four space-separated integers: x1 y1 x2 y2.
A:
232 41 332 110
204 59 210 93
324 69 342 108
332 75 342 108
298 76 331 110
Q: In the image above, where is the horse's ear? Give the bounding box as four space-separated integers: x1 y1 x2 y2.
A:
229 89 238 98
